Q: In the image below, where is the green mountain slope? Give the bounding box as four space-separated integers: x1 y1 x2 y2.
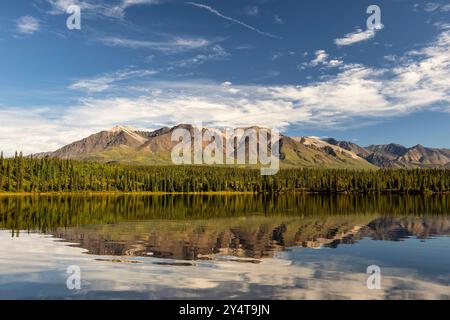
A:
37 124 378 169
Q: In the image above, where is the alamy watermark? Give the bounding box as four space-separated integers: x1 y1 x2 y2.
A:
66 5 81 30
366 265 381 290
171 125 280 175
66 265 81 290
367 5 382 30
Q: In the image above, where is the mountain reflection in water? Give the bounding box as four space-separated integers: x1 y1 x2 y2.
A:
1 194 449 300
1 194 449 261
51 215 450 261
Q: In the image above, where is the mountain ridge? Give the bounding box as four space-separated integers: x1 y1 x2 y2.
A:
34 125 449 169
326 139 450 168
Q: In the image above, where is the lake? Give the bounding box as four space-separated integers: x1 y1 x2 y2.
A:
0 194 449 299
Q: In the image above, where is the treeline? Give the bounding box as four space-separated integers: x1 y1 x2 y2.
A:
0 152 449 193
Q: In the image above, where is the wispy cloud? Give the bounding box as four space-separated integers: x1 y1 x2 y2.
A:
16 16 40 35
434 21 450 30
271 52 284 61
45 0 116 17
121 0 163 7
112 0 167 18
70 68 157 93
170 45 229 67
335 25 384 46
45 0 164 19
244 6 259 17
186 2 281 39
424 2 440 12
235 44 254 50
98 36 210 53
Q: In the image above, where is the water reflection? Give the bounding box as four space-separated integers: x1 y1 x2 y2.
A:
0 194 449 299
1 194 449 233
51 215 450 261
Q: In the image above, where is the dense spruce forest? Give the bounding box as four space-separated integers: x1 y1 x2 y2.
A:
0 152 448 194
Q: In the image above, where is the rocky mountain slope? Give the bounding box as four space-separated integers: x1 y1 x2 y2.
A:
325 139 450 168
37 124 376 169
35 124 449 168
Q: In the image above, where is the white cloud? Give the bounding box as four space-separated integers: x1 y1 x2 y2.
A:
0 108 71 155
424 2 440 12
263 65 390 123
301 50 343 68
70 68 157 93
98 36 210 53
384 54 398 62
328 59 343 67
186 2 281 39
335 25 384 46
2 30 449 155
46 0 90 13
16 16 40 35
441 4 450 12
434 22 450 30
309 50 328 66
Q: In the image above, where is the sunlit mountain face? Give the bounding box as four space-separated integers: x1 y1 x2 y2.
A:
31 125 450 168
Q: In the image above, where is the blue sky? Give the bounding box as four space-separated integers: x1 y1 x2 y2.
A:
0 0 449 154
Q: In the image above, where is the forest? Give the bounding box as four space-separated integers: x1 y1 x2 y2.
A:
0 152 448 194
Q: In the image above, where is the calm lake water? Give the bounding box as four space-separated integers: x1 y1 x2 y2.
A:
0 194 449 300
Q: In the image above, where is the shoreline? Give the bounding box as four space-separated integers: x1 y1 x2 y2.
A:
0 190 448 196
0 191 257 196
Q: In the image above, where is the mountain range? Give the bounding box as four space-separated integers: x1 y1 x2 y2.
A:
34 124 450 169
